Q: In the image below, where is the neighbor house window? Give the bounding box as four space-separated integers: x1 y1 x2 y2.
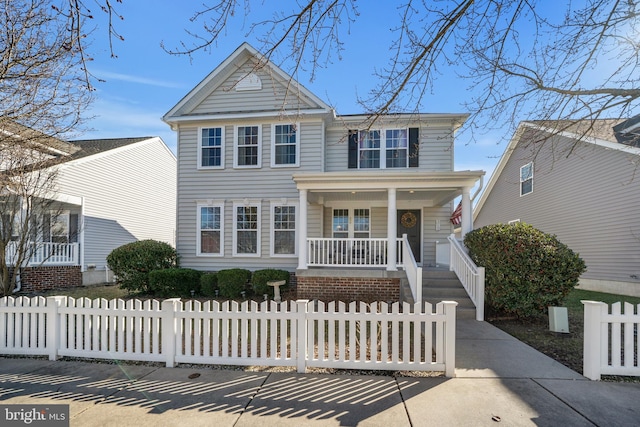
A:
272 124 299 167
199 127 224 168
234 203 260 255
272 204 296 255
197 204 223 256
520 162 533 196
235 125 261 167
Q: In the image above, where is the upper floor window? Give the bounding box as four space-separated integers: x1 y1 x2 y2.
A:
199 127 224 169
349 128 418 169
272 124 299 167
520 162 533 196
235 125 261 168
197 204 223 256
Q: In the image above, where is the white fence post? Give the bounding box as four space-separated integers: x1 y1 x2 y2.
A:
441 300 458 377
162 298 181 368
46 296 66 361
583 300 606 381
296 300 309 373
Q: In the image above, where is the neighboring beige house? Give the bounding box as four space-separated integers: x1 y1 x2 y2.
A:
474 117 640 297
163 43 483 301
3 128 176 291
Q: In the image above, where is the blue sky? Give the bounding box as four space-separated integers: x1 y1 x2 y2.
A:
81 1 514 181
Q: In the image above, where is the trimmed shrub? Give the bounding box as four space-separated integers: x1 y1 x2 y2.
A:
148 268 202 298
217 268 251 299
251 269 290 297
106 240 178 294
464 222 586 318
200 272 218 297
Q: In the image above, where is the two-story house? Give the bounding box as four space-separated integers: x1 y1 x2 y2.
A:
163 43 484 302
474 118 640 297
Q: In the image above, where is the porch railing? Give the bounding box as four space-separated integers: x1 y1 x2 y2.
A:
306 238 401 268
448 234 485 321
5 242 80 266
400 234 422 303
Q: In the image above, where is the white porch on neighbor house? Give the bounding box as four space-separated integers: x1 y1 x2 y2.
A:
293 171 484 271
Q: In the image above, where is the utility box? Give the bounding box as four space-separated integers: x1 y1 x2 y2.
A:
549 306 569 333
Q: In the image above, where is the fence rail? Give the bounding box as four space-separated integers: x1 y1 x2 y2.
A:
583 300 640 380
0 296 458 376
448 234 484 321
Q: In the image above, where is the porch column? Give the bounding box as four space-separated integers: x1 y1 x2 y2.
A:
461 186 473 238
387 188 397 271
297 189 308 270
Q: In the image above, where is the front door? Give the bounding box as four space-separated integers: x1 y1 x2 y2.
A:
397 209 421 263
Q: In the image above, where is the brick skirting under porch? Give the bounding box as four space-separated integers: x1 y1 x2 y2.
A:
20 266 82 293
295 268 403 303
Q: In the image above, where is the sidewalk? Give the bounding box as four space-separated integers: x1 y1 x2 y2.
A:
1 320 639 426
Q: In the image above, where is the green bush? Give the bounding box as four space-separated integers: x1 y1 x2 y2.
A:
217 268 251 299
464 222 586 318
251 269 290 296
148 268 202 298
200 272 218 297
106 240 178 294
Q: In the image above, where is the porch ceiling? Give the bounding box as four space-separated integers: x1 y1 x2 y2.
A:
293 170 484 207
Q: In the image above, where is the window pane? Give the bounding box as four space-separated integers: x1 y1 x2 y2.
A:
237 126 259 166
354 209 370 233
274 206 295 254
275 145 296 165
201 231 220 253
521 180 532 195
237 231 257 253
236 206 258 254
274 230 295 254
333 209 349 237
201 128 222 167
521 163 532 181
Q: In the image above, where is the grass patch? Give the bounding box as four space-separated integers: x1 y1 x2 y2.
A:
489 288 640 381
35 284 130 300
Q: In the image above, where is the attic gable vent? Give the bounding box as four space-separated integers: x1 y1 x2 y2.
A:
236 72 262 91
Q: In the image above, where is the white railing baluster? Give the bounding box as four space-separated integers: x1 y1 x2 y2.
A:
448 234 485 321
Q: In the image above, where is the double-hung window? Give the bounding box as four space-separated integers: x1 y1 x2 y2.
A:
235 125 261 167
520 162 533 196
352 128 411 169
272 124 299 167
234 203 260 255
272 204 296 256
199 127 224 168
197 204 223 255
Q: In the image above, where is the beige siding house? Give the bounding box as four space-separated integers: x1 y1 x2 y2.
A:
163 43 484 301
474 118 640 297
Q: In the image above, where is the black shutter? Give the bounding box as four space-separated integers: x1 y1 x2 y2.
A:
70 214 79 243
348 130 358 169
409 128 419 168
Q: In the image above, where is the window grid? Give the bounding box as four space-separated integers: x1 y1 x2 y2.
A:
236 206 258 254
199 206 221 254
237 126 260 167
273 205 296 255
353 209 370 238
274 124 297 166
358 130 381 168
385 129 408 168
201 128 223 167
333 209 349 238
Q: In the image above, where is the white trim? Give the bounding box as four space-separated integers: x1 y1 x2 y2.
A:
269 200 299 258
233 125 262 169
196 202 224 257
197 126 225 170
232 201 261 257
271 123 300 168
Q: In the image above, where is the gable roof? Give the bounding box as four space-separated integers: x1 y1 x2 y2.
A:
473 118 640 221
68 137 152 161
0 120 81 158
163 42 332 124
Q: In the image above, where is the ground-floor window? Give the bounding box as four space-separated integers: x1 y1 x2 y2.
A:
332 208 370 238
197 204 223 255
272 204 296 256
234 203 260 255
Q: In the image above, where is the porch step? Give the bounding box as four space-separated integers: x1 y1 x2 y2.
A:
422 269 477 320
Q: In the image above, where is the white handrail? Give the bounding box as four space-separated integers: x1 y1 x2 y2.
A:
5 242 79 266
401 234 422 304
448 234 485 321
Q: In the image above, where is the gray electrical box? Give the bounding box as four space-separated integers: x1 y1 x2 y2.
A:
549 306 569 333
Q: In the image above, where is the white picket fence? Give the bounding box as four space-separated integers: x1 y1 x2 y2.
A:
0 296 458 376
583 301 640 380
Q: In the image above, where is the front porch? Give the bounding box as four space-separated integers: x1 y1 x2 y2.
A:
6 241 80 266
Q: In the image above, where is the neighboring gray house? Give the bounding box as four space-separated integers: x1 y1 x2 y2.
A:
474 118 640 297
163 43 483 301
4 131 176 290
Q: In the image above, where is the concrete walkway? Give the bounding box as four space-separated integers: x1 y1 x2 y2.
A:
1 320 639 426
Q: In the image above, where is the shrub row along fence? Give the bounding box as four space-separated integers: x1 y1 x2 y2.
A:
0 296 458 376
583 301 640 380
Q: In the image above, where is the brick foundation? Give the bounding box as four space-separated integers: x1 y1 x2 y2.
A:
296 275 400 303
19 266 82 293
